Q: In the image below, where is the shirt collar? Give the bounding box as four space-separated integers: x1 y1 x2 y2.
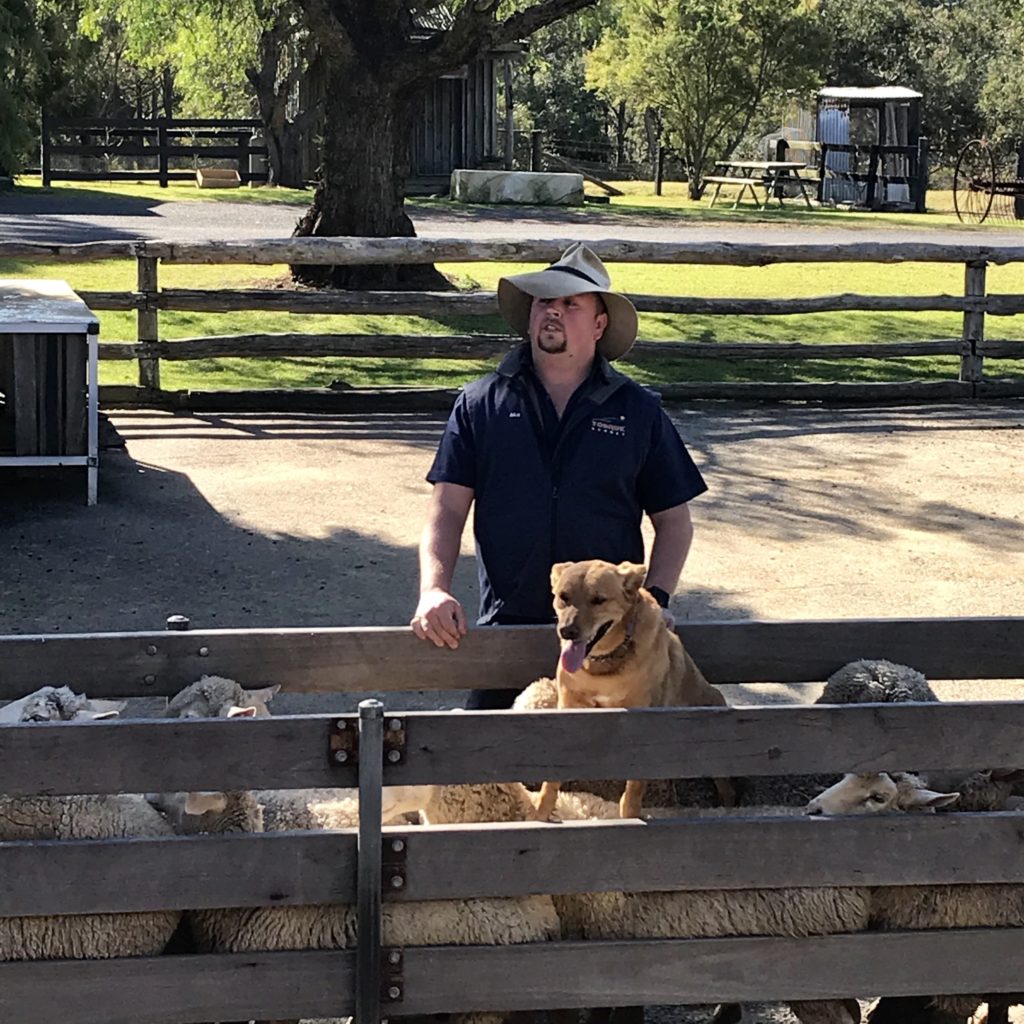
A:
497 342 622 399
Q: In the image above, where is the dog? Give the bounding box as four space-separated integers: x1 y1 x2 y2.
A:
533 558 734 820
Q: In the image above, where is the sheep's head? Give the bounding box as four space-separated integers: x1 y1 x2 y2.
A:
165 676 280 719
806 772 959 816
0 686 125 724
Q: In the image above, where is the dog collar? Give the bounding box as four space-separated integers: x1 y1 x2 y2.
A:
587 603 639 664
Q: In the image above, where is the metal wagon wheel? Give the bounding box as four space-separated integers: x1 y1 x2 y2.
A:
954 139 997 224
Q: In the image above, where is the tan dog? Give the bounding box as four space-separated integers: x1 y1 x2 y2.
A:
533 559 733 820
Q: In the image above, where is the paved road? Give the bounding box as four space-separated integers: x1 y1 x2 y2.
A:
2 188 1023 245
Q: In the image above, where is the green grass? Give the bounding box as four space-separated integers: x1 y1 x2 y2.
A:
4 177 1024 388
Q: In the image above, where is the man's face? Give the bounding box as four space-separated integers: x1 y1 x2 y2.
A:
528 293 608 358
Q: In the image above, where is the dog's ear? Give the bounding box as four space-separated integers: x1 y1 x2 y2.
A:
615 562 647 600
550 562 573 592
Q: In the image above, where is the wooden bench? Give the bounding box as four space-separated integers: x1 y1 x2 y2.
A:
703 175 768 209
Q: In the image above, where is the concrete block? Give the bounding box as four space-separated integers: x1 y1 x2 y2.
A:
450 169 584 206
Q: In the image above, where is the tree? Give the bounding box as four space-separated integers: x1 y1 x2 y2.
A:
587 0 827 198
289 0 602 288
81 0 314 186
0 0 43 175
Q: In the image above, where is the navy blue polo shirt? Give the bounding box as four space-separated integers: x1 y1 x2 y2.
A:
427 344 707 625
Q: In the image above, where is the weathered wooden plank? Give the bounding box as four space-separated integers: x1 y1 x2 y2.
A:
7 811 1024 916
0 831 357 915
388 811 1024 899
980 339 1024 357
976 379 1024 398
0 715 355 795
143 237 1024 266
146 288 1024 318
0 242 138 262
0 950 354 1024
11 334 40 456
2 617 1022 698
387 701 1024 785
95 335 964 363
75 290 146 310
396 931 1024 1013
5 701 1024 795
6 933 1024 1021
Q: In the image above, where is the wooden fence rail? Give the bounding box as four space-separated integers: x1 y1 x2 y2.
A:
39 114 269 188
2 615 1024 1022
2 237 1024 409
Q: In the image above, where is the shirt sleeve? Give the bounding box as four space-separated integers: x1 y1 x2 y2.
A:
426 391 477 489
636 407 708 514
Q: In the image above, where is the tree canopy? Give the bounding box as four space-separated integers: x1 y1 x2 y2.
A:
587 0 828 197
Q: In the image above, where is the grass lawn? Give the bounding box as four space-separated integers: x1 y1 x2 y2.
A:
3 178 1024 388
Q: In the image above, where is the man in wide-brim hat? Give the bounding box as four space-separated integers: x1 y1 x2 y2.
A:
412 243 708 709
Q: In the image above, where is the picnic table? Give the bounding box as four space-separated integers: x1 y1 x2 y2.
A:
704 159 814 210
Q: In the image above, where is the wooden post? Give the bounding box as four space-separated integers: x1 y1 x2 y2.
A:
356 699 384 1024
237 131 249 186
915 136 929 214
1016 144 1024 222
865 145 879 210
655 142 665 197
817 143 827 204
531 129 544 172
503 59 514 171
960 260 986 385
40 110 51 188
157 120 169 189
137 255 161 391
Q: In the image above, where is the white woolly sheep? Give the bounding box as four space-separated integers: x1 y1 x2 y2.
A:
0 687 181 961
808 770 1024 1023
157 686 556 1024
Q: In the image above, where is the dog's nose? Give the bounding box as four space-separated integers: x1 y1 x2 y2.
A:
805 803 823 816
559 624 580 641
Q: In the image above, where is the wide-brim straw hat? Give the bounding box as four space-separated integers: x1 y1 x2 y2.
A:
497 242 638 361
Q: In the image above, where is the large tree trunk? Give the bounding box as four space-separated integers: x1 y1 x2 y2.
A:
291 64 449 290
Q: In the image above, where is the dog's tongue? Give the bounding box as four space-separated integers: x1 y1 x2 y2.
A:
560 639 588 674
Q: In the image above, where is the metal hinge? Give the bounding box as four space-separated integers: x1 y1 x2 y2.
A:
328 717 359 766
384 716 406 765
382 834 408 895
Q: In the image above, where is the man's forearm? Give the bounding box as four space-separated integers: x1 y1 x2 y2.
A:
419 505 466 593
645 503 695 595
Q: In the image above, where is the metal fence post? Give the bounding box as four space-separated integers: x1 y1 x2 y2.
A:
357 698 384 1024
137 254 160 391
961 260 986 385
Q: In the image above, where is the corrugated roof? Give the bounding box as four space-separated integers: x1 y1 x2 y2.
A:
819 86 922 101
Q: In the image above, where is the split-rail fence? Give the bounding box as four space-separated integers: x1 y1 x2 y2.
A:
1 615 1024 1023
2 237 1024 411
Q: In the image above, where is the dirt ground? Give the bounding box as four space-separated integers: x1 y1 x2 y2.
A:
3 399 1024 1023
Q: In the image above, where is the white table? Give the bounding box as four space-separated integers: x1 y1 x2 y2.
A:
0 280 99 504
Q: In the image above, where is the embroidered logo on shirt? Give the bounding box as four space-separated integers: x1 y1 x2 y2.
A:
592 415 626 436
509 411 522 418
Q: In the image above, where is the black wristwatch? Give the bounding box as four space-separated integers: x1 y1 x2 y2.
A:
646 585 671 609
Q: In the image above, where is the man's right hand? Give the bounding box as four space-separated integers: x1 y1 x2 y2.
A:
411 588 468 649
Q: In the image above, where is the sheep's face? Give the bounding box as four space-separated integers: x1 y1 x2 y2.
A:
806 772 959 815
0 686 124 723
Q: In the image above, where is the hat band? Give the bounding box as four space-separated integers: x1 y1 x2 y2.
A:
543 264 602 288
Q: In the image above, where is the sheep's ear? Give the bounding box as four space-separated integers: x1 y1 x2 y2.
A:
991 768 1024 782
184 792 228 815
907 788 960 810
226 705 258 718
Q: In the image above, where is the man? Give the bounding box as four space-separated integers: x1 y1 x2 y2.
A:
410 242 707 709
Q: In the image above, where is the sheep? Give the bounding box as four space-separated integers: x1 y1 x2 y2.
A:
385 779 867 1024
806 771 1024 1024
0 687 181 961
157 686 556 1024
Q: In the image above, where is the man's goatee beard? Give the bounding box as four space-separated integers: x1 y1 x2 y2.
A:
537 335 567 354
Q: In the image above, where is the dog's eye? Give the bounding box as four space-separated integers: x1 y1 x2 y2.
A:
590 596 606 606
558 592 570 604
